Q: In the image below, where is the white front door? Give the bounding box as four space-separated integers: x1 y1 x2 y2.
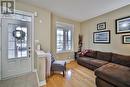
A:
1 14 32 79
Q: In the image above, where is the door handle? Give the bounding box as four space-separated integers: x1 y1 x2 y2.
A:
28 47 31 58
28 49 31 58
28 47 31 50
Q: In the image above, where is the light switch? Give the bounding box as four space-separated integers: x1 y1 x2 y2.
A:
39 20 43 23
34 12 38 17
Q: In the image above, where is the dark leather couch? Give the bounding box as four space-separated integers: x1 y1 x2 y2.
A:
77 51 130 87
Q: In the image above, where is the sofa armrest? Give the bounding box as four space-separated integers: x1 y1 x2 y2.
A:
75 52 80 60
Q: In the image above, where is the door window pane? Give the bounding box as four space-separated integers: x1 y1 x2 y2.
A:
8 42 15 49
8 23 28 59
8 50 15 59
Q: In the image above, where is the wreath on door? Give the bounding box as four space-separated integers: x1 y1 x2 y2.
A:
13 30 26 40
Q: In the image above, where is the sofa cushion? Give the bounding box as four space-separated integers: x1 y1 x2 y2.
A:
95 63 130 87
112 53 130 67
84 51 97 58
96 77 115 87
96 51 112 62
89 59 109 68
77 57 97 70
77 57 94 63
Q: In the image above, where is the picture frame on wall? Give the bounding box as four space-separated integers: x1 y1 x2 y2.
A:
93 30 110 44
122 35 130 44
115 16 130 34
97 22 106 30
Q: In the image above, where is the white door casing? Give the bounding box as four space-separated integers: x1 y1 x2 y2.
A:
0 16 1 80
1 10 34 79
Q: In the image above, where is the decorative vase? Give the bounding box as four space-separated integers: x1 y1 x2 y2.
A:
78 34 83 52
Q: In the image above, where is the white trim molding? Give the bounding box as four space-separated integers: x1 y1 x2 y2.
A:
33 69 46 87
0 17 1 80
39 80 46 86
33 69 40 87
16 10 35 72
0 74 1 80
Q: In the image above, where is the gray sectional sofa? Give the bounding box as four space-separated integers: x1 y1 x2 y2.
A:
77 51 130 87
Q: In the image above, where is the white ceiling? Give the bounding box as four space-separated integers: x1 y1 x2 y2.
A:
17 0 130 22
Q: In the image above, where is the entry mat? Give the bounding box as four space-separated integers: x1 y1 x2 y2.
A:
0 72 38 87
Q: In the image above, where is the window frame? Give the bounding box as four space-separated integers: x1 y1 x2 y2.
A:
56 22 74 53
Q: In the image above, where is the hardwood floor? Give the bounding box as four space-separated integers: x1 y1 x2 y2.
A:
44 61 96 87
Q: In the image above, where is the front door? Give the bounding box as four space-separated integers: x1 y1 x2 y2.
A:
1 14 32 79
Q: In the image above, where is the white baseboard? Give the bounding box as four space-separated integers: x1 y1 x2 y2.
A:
39 80 46 86
0 74 1 80
33 69 40 87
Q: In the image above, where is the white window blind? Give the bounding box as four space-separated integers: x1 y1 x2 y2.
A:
56 22 74 53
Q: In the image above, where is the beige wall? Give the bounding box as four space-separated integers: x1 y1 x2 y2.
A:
15 1 51 70
81 5 130 55
6 2 130 59
51 14 80 59
16 1 51 52
16 1 80 60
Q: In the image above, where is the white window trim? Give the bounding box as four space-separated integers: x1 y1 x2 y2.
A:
56 21 74 53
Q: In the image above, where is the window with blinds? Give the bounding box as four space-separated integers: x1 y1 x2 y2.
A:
56 22 74 53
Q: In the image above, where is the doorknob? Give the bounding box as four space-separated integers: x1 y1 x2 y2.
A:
28 47 31 49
